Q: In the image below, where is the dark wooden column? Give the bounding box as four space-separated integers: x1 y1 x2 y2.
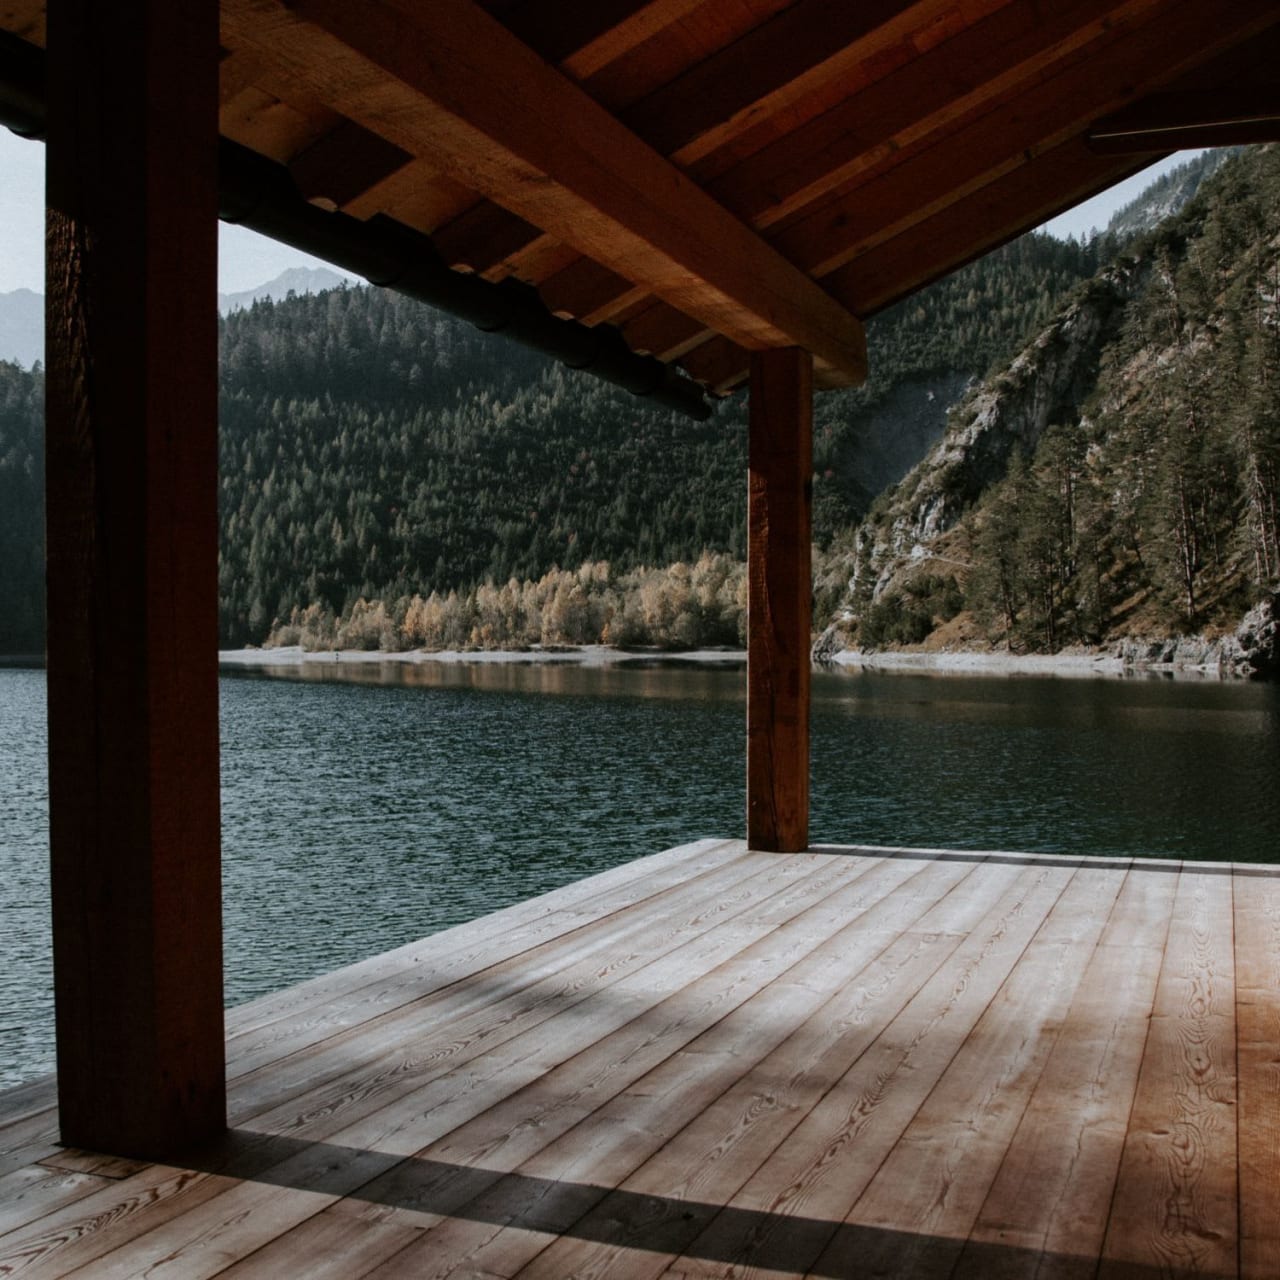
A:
45 0 225 1156
747 347 813 852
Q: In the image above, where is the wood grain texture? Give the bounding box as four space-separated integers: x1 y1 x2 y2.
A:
953 865 1177 1280
1098 867 1239 1279
219 0 869 381
43 0 225 1158
773 0 1280 279
747 348 812 852
0 847 1270 1280
1233 872 1280 1280
671 858 1077 1278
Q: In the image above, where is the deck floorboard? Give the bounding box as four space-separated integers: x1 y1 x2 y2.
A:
1 841 1275 1279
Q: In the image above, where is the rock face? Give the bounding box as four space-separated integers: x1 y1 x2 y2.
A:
842 271 1131 611
1230 591 1280 677
1113 595 1278 676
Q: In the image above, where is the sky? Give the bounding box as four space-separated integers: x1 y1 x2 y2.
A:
0 130 355 295
0 127 1201 296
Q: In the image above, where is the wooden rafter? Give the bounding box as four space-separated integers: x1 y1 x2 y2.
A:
700 0 1167 228
618 0 977 168
1088 89 1280 153
221 0 867 383
832 139 1157 317
485 0 1275 389
771 0 1280 278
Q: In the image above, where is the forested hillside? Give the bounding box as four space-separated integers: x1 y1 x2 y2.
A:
0 360 42 653
824 144 1279 669
0 216 1100 651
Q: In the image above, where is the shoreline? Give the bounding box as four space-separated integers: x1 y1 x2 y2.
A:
826 648 1135 679
218 643 748 668
217 642 1253 680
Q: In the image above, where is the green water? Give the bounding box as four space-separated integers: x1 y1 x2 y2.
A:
1 661 1277 1087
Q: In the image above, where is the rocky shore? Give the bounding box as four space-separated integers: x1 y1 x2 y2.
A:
816 590 1279 680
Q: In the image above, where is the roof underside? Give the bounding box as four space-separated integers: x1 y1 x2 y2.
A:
4 0 1279 396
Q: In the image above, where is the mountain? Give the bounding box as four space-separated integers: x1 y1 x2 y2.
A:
0 267 353 368
817 144 1280 675
1103 149 1235 241
3 152 1251 656
0 288 43 368
217 265 350 314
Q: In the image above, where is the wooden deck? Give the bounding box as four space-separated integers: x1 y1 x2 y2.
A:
1 838 1277 1279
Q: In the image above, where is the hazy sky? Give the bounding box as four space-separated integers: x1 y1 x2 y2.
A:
0 127 1201 296
0 130 354 295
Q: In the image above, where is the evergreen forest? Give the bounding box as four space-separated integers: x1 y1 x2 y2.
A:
0 222 1099 652
841 145 1280 657
1 147 1270 659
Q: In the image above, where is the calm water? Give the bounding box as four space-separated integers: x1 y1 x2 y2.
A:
2 660 1278 1087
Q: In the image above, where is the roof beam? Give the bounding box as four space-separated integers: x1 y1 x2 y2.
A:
488 0 1181 374
619 0 966 168
1087 89 1280 153
429 0 707 277
221 0 866 383
830 139 1157 317
771 0 1280 279
701 0 1165 230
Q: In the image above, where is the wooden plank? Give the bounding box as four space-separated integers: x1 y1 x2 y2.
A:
0 1164 118 1238
747 348 812 852
533 0 1132 337
211 1209 425 1278
43 0 225 1157
1234 870 1280 1280
0 1162 232 1277
829 137 1154 320
772 0 1280 280
811 862 1132 1280
669 857 1079 1277
702 0 1164 230
358 854 1002 1279
501 857 1013 1279
618 0 964 168
219 0 868 381
224 838 740 1044
1098 867 1239 1279
0 1076 56 1128
332 853 983 1230
22 857 875 1280
227 851 823 1108
953 865 1178 1280
225 844 766 1087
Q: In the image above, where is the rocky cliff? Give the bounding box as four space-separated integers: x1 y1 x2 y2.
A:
817 144 1280 675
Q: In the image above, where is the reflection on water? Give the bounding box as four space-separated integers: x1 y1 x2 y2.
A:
1 660 1277 1087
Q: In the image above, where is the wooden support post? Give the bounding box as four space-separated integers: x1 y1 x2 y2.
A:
44 0 225 1156
747 348 813 852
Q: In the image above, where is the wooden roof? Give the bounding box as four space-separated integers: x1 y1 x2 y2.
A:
4 0 1280 394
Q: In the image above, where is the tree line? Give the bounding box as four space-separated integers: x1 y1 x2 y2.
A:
265 553 748 652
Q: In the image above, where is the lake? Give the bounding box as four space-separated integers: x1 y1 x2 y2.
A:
2 659 1278 1088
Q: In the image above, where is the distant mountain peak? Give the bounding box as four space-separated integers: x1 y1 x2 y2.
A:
217 266 351 315
0 267 357 366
